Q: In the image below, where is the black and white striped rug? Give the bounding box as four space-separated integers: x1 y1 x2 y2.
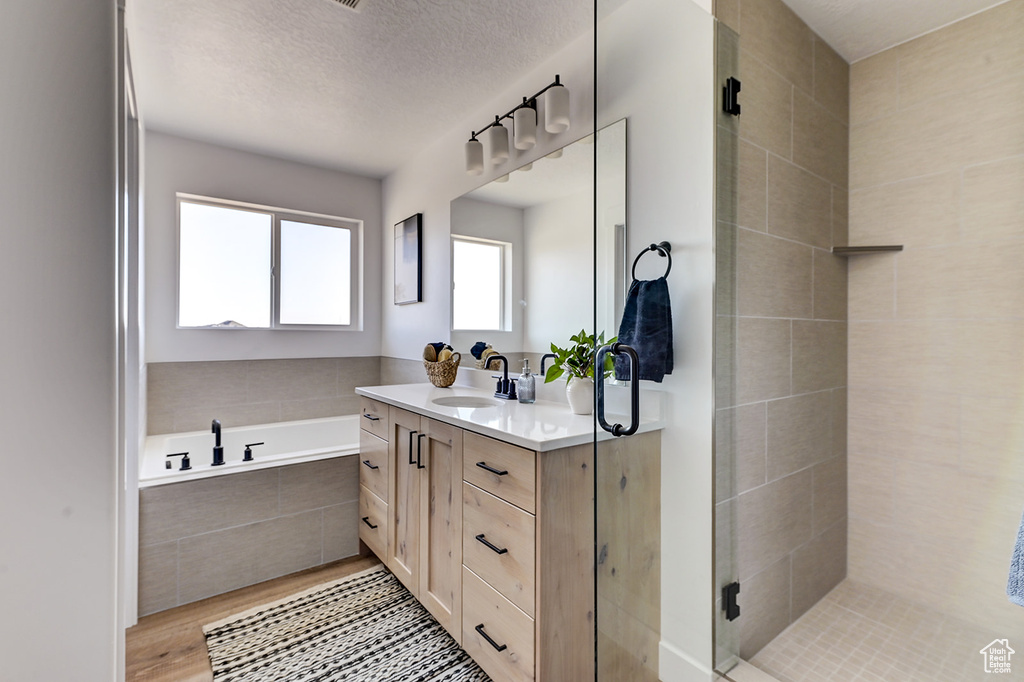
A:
203 565 490 682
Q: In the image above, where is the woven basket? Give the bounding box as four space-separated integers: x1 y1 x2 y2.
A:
424 352 461 388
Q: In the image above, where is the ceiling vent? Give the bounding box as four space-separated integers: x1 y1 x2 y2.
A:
326 0 363 10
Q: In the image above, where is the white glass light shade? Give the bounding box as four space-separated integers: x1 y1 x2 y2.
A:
544 84 570 134
513 105 537 150
465 137 484 175
488 122 509 164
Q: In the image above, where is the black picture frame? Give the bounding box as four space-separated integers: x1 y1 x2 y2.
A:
394 213 422 305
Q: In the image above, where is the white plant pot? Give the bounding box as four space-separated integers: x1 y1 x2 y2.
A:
566 376 595 415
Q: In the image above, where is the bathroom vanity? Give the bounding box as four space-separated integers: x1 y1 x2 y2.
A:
356 383 662 682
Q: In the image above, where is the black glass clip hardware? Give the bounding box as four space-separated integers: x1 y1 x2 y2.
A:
476 461 509 476
475 534 509 555
722 581 741 621
362 459 380 470
724 77 741 116
361 516 378 530
475 624 508 652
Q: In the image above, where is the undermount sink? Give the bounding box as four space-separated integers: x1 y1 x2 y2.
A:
431 396 501 408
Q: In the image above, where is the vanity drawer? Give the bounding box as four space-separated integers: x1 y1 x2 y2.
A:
462 566 535 682
359 397 389 440
464 432 536 514
463 482 535 616
358 485 388 560
358 431 389 501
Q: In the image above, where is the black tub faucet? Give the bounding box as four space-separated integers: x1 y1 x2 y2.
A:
486 355 517 400
212 419 224 466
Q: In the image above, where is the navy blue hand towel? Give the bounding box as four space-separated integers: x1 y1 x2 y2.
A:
614 277 673 383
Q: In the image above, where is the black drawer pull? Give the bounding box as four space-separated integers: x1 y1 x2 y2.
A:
476 461 509 476
475 534 508 555
362 413 381 422
361 516 378 530
475 624 507 652
417 433 427 469
362 459 379 470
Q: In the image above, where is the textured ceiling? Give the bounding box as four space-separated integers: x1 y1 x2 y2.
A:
781 0 1011 62
129 0 594 177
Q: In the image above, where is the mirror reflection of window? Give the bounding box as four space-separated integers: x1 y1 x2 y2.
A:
452 236 506 331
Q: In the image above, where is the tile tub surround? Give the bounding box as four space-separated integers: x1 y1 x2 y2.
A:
147 356 381 435
138 456 359 616
848 0 1024 638
714 0 850 660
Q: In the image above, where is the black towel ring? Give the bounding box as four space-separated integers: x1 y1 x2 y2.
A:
631 241 672 281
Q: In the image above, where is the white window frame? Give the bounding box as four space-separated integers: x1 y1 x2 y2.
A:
176 193 363 331
450 234 511 332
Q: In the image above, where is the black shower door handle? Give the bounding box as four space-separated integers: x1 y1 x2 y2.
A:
596 343 640 437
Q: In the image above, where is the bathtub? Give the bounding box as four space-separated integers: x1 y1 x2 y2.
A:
140 415 360 488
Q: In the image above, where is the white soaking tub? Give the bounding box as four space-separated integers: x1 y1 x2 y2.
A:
140 415 360 488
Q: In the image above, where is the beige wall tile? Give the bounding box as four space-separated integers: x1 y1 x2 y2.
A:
147 410 175 436
956 320 1024 402
247 358 338 403
178 510 323 604
139 469 280 546
174 401 282 433
715 500 736 589
736 317 792 404
847 387 959 467
739 0 814 94
848 320 957 392
791 320 846 393
716 403 767 499
791 520 846 618
380 357 425 385
716 222 737 319
847 452 893 524
337 356 383 395
792 91 849 187
847 256 894 321
898 0 1024 109
714 0 740 32
138 541 178 617
849 172 960 248
849 49 899 126
767 156 833 248
831 388 846 459
891 461 993 545
831 186 848 247
738 52 793 159
811 457 846 533
850 79 1024 190
766 393 833 481
279 456 359 516
738 556 792 658
813 249 847 321
148 360 249 413
812 38 849 124
715 315 738 409
716 130 743 228
323 501 359 563
738 140 768 231
962 156 1024 241
736 469 813 580
280 396 361 422
961 394 1024 483
737 229 813 318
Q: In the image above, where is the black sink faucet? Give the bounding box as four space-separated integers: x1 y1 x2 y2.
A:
211 419 224 466
540 353 557 377
486 355 517 400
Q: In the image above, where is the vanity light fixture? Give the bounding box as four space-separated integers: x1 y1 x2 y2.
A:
464 75 570 174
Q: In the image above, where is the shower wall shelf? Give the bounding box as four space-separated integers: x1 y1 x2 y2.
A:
831 245 903 256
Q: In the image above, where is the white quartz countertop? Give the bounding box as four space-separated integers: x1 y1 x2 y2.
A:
355 383 664 452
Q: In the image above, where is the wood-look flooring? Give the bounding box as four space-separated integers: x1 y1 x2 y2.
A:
126 554 381 682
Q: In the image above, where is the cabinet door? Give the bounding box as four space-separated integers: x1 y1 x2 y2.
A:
388 408 422 594
418 417 463 641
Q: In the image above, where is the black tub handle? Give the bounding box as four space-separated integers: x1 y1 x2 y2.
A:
362 459 379 470
476 461 508 476
361 516 378 530
597 343 640 437
475 624 507 652
475 533 509 555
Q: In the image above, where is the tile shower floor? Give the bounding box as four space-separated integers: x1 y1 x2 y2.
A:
750 580 1013 682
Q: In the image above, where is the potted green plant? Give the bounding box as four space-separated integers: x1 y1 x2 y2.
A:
543 330 616 415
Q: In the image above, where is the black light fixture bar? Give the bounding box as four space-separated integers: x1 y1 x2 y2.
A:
468 75 564 140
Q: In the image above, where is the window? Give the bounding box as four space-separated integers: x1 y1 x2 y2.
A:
451 236 508 331
177 195 360 329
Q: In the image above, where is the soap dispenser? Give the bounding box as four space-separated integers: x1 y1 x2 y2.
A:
518 359 536 404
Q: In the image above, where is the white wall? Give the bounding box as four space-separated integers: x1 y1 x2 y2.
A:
381 0 716 679
0 2 119 680
144 131 383 362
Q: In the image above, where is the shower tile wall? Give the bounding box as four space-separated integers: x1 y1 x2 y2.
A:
147 357 381 434
715 0 850 658
848 0 1024 637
